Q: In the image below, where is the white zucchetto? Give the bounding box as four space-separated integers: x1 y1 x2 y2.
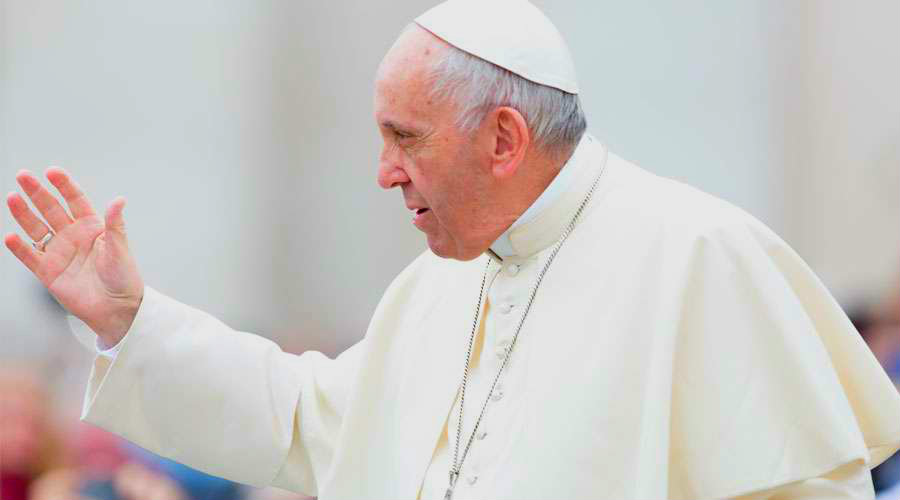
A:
415 0 580 94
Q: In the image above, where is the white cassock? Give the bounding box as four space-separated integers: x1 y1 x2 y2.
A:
73 133 900 499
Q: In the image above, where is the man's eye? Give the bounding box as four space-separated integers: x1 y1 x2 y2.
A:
395 131 413 139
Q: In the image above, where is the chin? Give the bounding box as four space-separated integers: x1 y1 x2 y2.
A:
426 238 454 259
425 234 458 260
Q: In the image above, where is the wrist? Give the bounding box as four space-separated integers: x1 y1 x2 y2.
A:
95 291 144 348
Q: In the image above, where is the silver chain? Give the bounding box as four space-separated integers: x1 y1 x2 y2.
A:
446 161 607 499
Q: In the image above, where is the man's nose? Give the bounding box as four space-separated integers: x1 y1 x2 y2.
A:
377 151 410 190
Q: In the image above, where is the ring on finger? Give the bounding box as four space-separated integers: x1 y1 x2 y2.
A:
32 231 55 252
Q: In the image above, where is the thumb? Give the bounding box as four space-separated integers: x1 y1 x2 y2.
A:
105 196 128 237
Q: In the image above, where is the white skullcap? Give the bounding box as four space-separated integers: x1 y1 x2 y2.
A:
415 0 580 94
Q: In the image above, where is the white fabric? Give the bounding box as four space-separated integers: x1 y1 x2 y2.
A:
68 314 101 351
68 314 123 358
415 0 579 93
77 135 900 499
98 335 123 358
418 258 538 498
738 461 874 500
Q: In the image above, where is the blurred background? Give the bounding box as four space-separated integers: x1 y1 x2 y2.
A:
1 1 898 499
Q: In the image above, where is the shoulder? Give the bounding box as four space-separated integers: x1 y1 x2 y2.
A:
597 152 785 254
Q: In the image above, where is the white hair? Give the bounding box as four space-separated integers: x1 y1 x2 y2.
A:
427 40 587 154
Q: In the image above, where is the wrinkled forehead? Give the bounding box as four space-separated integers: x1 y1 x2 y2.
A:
377 24 447 81
374 25 449 117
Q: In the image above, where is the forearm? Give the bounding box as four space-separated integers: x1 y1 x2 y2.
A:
79 286 305 487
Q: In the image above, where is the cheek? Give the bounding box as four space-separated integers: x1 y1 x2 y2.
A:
408 139 482 219
403 153 440 196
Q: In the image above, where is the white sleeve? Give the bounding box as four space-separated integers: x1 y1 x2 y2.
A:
96 336 124 358
66 314 125 358
79 285 363 496
66 309 128 359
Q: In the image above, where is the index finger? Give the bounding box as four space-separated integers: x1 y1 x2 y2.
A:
45 167 96 218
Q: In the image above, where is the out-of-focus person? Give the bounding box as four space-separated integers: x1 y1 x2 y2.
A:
857 275 900 499
0 366 63 500
121 445 246 500
0 364 227 500
27 422 244 500
27 461 188 500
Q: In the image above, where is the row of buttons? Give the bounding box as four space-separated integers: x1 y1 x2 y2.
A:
461 262 520 489
497 266 518 361
496 340 511 360
497 267 517 360
498 263 520 362
466 424 491 485
465 385 503 486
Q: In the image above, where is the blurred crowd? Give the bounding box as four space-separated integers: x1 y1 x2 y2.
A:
2 279 898 500
853 280 900 498
0 363 309 500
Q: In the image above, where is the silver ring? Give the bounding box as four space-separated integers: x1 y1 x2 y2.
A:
32 231 54 252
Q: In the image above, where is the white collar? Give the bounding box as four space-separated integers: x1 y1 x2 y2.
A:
489 134 592 259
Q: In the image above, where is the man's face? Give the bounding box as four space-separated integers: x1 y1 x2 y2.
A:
374 27 498 261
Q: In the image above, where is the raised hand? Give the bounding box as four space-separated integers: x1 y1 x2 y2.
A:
5 167 144 347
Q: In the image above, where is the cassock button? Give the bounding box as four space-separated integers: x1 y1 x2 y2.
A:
506 263 520 276
467 475 478 485
490 388 504 401
500 303 515 314
476 430 488 440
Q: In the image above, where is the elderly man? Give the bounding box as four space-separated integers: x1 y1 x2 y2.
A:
6 1 900 499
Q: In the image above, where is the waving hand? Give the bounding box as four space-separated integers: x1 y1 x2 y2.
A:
5 168 144 347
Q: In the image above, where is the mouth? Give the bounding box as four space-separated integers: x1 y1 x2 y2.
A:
410 206 431 228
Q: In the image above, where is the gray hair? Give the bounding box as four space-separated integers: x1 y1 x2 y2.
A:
427 41 587 154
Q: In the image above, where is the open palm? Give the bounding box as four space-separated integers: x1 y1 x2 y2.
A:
5 167 144 345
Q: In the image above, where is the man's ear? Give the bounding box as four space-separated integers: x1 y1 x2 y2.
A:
489 107 530 179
